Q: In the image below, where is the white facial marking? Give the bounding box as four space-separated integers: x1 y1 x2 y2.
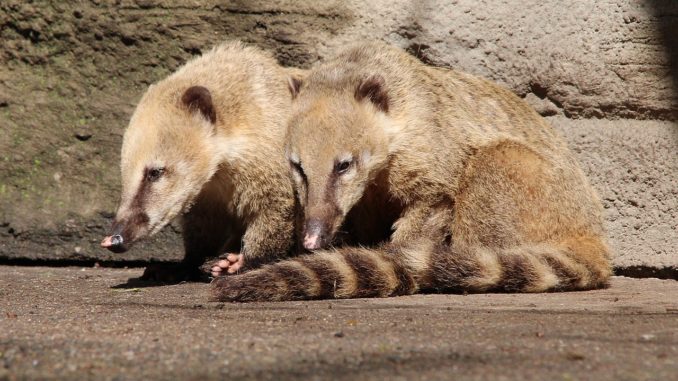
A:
361 150 372 166
374 111 400 149
289 151 300 165
213 135 250 162
337 152 353 163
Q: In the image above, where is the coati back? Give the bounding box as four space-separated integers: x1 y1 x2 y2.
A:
211 41 612 301
101 42 304 280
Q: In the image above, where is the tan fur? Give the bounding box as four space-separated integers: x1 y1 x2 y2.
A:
211 41 612 301
109 42 306 279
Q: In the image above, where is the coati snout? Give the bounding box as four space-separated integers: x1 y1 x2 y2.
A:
101 212 149 253
302 214 335 250
101 234 126 253
289 149 363 251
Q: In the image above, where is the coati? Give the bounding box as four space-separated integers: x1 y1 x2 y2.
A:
211 41 612 301
101 42 305 281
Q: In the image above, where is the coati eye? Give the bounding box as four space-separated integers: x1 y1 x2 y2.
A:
146 167 165 182
335 160 352 174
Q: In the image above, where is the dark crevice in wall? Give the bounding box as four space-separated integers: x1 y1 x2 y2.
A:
614 266 678 281
647 0 678 135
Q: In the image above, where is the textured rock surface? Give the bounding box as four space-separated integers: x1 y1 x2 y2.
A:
552 117 677 271
0 1 676 273
326 0 678 120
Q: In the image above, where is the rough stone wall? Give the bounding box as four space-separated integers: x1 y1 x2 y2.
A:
0 1 675 273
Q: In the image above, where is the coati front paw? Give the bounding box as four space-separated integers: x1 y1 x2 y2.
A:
204 253 244 277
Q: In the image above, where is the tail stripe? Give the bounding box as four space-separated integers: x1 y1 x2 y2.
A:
342 250 393 298
210 269 282 302
296 253 346 298
385 249 418 296
466 247 502 290
522 248 561 292
495 252 538 292
424 244 487 292
272 262 317 299
541 251 585 290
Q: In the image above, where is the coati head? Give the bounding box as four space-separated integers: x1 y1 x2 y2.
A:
101 84 220 253
286 74 392 250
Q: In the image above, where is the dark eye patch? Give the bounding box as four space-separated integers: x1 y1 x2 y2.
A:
290 160 307 183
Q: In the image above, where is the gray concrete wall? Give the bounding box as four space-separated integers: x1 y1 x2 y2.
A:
0 1 675 273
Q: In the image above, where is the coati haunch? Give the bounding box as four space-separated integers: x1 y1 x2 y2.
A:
211 41 612 301
101 42 305 280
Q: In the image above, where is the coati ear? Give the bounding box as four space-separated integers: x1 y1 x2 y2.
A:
181 86 217 124
355 74 389 113
288 75 303 99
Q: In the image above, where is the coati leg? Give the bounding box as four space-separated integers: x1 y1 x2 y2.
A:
390 204 437 246
141 199 239 282
206 204 297 277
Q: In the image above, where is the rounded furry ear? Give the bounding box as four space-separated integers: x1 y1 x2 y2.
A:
355 74 389 113
181 86 216 124
288 75 303 99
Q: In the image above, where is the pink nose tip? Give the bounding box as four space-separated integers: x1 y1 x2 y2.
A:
303 234 320 250
100 236 113 248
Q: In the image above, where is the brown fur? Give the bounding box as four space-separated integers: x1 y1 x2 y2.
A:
106 42 306 280
211 41 612 301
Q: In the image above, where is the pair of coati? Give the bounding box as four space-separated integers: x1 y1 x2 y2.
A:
102 41 611 301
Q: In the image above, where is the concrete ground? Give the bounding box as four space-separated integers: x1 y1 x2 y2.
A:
0 266 676 381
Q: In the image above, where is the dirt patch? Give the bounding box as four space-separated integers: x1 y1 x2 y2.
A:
1 267 677 380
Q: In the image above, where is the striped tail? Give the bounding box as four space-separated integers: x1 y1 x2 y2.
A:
210 237 611 302
210 246 417 302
